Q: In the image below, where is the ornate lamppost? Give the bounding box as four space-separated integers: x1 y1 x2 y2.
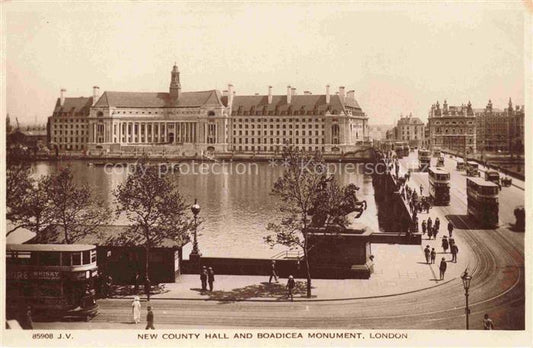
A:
190 199 201 261
461 269 472 330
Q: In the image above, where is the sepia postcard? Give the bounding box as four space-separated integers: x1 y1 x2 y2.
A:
1 0 531 347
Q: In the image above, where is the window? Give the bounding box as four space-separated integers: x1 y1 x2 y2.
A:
72 252 82 266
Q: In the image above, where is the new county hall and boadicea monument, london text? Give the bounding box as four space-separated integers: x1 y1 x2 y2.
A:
47 64 370 156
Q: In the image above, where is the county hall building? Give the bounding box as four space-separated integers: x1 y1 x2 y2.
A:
47 64 369 155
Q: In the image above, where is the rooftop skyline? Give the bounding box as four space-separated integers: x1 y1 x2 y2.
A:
5 1 526 125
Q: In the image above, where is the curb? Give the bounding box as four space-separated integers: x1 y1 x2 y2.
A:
104 277 458 303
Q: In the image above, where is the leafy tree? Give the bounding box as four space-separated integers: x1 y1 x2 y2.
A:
46 167 111 244
265 147 362 298
113 158 192 281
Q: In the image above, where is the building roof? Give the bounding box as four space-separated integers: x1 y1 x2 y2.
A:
7 244 96 252
227 94 364 116
53 97 94 116
397 116 424 125
94 90 224 108
27 225 186 248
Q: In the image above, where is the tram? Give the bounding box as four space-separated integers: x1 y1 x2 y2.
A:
485 170 501 189
428 167 450 205
436 156 445 167
456 158 465 171
6 244 99 321
418 149 431 172
394 142 406 159
432 147 441 158
466 177 499 228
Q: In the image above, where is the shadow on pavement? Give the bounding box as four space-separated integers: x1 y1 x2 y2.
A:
191 281 310 304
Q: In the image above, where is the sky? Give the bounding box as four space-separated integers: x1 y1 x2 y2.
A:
4 1 527 126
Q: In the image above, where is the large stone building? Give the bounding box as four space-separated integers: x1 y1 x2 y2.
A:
475 98 524 155
427 100 476 155
385 114 425 148
47 65 369 155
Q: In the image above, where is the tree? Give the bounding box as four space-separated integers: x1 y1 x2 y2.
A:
264 147 363 298
113 158 192 282
46 167 111 244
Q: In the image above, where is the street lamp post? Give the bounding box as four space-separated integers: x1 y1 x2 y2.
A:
190 199 201 260
461 269 472 330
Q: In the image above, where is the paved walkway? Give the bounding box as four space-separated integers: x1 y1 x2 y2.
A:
112 240 469 302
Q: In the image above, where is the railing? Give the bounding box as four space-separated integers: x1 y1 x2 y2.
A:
271 250 303 260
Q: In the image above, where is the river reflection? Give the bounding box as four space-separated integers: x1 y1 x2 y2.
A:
32 161 381 258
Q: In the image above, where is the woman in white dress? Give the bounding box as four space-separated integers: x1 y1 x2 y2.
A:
132 296 141 324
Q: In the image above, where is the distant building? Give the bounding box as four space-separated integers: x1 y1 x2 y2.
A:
7 128 48 149
427 100 476 155
475 98 524 155
367 124 393 141
387 114 425 148
47 64 371 155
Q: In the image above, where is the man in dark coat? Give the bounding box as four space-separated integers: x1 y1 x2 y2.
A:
439 258 447 280
451 244 459 263
145 306 155 330
287 275 296 301
200 266 208 291
269 260 279 283
448 221 454 237
424 245 431 264
207 267 215 291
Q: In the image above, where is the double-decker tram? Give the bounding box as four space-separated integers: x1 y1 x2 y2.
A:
6 244 99 321
432 147 441 158
456 158 465 171
418 149 431 172
466 177 499 228
394 142 406 159
466 161 480 177
428 167 450 205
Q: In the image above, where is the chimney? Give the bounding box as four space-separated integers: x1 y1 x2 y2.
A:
347 90 355 99
304 91 312 95
268 86 273 104
287 85 292 104
339 86 345 99
326 85 330 104
291 87 296 96
92 86 100 106
228 84 234 107
60 89 66 106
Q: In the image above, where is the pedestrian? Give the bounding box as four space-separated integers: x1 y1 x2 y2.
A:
439 258 447 280
287 275 296 301
424 245 431 264
447 221 454 237
435 217 440 231
269 260 279 283
144 277 151 301
427 226 433 240
208 267 215 291
132 296 141 324
442 236 449 253
106 275 113 298
430 248 436 264
483 314 495 330
451 244 459 263
200 266 208 291
145 306 155 330
433 225 439 239
421 220 427 235
427 217 432 233
420 184 423 195
23 305 33 330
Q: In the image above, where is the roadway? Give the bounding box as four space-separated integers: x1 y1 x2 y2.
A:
33 151 525 330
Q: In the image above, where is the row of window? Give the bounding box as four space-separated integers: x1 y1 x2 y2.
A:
52 124 87 128
233 130 325 136
112 109 200 115
234 118 325 123
236 124 324 129
234 138 324 145
233 145 325 152
54 130 86 136
53 137 89 143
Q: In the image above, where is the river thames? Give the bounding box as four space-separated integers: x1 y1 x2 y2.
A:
32 161 385 258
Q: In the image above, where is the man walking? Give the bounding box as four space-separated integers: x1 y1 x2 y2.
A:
439 258 447 280
145 306 155 330
424 245 431 264
451 244 459 263
269 260 279 283
200 266 208 291
442 236 449 253
427 217 433 235
435 217 440 231
430 248 436 264
448 221 454 237
421 220 427 235
287 275 295 301
207 267 215 291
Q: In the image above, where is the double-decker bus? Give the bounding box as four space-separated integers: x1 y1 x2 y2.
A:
6 244 99 321
428 167 450 205
418 149 431 172
456 158 465 171
466 177 499 228
466 161 480 177
394 142 406 159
